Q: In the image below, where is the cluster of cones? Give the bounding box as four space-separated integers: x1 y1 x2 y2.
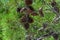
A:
16 0 60 40
17 0 44 30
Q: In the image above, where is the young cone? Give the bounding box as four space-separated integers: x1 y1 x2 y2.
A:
51 0 57 7
25 0 33 6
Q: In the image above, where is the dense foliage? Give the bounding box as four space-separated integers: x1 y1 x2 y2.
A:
0 0 60 40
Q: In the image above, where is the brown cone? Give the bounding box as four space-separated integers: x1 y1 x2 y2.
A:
25 0 33 6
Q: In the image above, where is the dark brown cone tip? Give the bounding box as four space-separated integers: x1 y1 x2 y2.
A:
51 0 57 7
24 23 29 30
25 0 33 6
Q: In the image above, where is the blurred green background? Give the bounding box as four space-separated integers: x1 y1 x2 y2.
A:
0 0 60 40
